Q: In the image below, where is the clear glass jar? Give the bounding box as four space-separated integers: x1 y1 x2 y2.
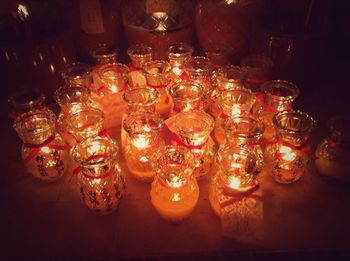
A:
121 87 160 152
315 116 350 181
124 111 164 182
54 86 101 145
209 146 263 241
127 44 153 89
173 111 215 178
8 89 46 120
91 63 130 129
13 109 69 181
266 111 316 184
151 145 199 221
167 43 194 83
196 0 263 62
143 60 173 118
169 82 204 115
211 65 245 118
72 136 125 214
203 43 233 67
259 80 299 141
214 88 256 145
61 62 92 88
66 108 105 144
122 0 196 60
184 56 214 111
223 115 265 174
240 54 273 93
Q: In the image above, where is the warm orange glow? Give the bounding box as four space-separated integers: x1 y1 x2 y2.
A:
279 145 296 161
87 143 101 155
228 176 241 189
111 84 118 93
231 106 241 116
172 66 183 76
132 135 149 149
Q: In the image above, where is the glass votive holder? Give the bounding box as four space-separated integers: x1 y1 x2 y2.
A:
167 42 194 83
72 136 125 214
61 62 92 88
151 145 199 222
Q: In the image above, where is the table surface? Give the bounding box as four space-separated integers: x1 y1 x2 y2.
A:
1 61 350 260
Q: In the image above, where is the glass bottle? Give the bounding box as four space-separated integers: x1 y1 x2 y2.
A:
143 60 173 118
72 136 125 215
173 111 215 178
315 115 350 181
127 44 153 89
124 111 164 182
211 65 245 118
66 108 105 144
259 80 300 141
122 0 196 60
240 54 273 93
184 56 214 111
196 0 263 63
61 62 92 88
214 88 256 145
167 43 194 83
54 85 101 145
121 87 160 152
223 115 265 174
13 109 69 181
209 146 263 242
8 89 46 120
168 82 204 115
266 111 316 184
91 63 130 129
151 145 199 221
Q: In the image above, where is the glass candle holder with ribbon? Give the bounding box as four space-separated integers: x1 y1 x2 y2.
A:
121 87 160 153
127 44 153 89
13 109 69 181
168 82 204 116
143 60 173 118
211 65 245 118
265 111 316 184
258 80 300 141
92 43 118 93
184 56 214 111
72 136 125 215
223 115 265 175
315 115 350 181
124 111 164 182
8 89 46 120
91 63 130 129
151 145 199 222
214 88 256 145
209 146 264 242
54 85 101 145
61 62 92 88
167 43 194 83
169 111 215 178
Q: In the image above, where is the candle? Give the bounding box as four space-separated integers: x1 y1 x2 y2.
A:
124 112 164 182
151 146 199 221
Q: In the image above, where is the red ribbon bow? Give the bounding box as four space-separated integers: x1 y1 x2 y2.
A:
23 135 71 164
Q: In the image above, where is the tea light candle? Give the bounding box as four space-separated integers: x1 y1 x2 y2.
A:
151 146 199 221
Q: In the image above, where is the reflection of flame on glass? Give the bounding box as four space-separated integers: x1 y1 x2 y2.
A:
169 176 183 189
172 66 183 76
231 106 241 116
152 12 168 32
140 156 148 163
228 176 241 190
41 146 50 154
132 135 149 149
88 143 101 155
18 4 30 21
111 84 118 93
172 192 181 202
279 146 296 161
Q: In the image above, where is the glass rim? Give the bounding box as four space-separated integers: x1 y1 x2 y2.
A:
8 88 45 108
224 115 265 139
273 110 316 135
261 80 300 100
127 44 153 58
169 82 203 102
123 87 160 106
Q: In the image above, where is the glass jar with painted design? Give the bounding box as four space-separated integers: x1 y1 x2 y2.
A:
13 109 69 181
151 145 199 221
72 136 125 214
266 111 316 184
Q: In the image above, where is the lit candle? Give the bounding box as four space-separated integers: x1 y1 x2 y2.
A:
151 146 199 221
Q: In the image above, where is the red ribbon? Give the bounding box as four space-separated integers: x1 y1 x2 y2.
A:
160 123 208 150
23 135 71 164
128 63 139 72
246 77 267 85
95 83 128 95
255 92 292 114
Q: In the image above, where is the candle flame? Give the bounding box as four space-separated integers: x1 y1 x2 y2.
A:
111 84 118 93
172 192 181 202
172 66 183 76
132 135 149 149
231 106 241 116
279 145 296 161
229 176 241 189
41 146 50 154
